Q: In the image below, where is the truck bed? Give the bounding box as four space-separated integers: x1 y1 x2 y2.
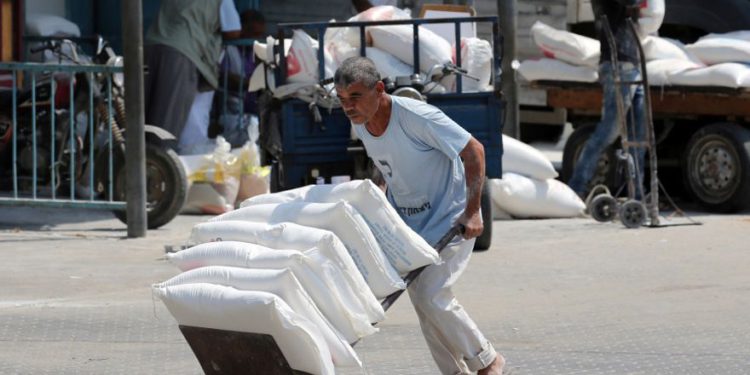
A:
530 81 750 118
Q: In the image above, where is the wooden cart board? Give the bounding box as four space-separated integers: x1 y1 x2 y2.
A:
179 325 313 375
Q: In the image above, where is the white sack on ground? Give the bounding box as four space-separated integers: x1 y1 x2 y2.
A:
189 221 384 323
490 173 585 219
156 267 360 367
369 25 452 74
502 135 558 180
241 180 439 275
492 201 513 220
638 0 666 36
685 37 750 66
531 21 600 67
642 36 702 63
210 202 405 298
153 284 334 375
646 58 703 86
165 241 374 342
518 58 599 83
669 63 750 88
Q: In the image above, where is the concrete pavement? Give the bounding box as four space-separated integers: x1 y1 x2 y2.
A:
1 207 749 374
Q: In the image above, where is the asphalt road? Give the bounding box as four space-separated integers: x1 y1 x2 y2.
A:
1 207 748 374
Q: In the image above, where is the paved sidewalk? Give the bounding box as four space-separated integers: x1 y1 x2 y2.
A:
1 207 749 374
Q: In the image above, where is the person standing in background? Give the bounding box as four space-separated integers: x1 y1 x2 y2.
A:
213 9 267 148
567 0 646 199
143 0 241 154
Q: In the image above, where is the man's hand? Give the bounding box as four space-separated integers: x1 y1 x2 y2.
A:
458 210 483 239
458 137 485 240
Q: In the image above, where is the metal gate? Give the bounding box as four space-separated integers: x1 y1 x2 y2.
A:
0 60 126 211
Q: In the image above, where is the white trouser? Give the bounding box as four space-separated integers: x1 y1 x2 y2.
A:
407 238 497 374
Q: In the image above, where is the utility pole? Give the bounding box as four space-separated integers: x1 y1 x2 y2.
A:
498 0 520 139
122 0 147 238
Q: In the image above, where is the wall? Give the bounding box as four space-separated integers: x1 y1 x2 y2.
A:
25 0 65 18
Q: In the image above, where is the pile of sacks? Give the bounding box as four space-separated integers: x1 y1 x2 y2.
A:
492 135 585 220
153 179 443 374
248 6 494 97
518 0 750 89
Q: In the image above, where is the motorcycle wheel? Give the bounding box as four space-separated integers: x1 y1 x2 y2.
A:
113 144 187 229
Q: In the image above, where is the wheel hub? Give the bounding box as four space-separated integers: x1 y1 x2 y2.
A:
698 144 735 191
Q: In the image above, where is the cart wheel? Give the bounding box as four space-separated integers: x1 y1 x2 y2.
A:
589 194 618 222
619 200 646 229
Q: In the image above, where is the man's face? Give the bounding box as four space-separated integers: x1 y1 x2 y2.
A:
336 80 384 124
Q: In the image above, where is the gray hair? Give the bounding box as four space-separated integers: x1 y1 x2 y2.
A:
334 56 381 88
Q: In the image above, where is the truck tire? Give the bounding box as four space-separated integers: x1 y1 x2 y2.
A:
561 124 619 193
682 123 750 212
473 178 493 252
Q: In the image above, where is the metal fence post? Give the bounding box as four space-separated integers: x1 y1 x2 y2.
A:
498 0 520 139
122 0 147 238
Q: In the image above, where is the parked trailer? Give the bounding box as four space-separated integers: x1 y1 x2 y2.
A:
537 81 750 212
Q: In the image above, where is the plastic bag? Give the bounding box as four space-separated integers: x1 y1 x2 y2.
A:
233 120 270 205
181 136 241 214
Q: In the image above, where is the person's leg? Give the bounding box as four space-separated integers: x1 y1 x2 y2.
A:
413 302 472 374
142 44 198 138
568 62 623 197
407 238 501 374
179 91 217 154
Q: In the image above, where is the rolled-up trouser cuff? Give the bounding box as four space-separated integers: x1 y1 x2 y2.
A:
465 341 497 372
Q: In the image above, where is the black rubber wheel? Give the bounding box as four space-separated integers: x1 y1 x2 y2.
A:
473 178 493 252
113 144 188 229
589 194 618 223
619 200 646 229
561 124 619 194
682 123 750 212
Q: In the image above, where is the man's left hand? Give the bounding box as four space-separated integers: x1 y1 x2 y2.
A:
458 211 484 239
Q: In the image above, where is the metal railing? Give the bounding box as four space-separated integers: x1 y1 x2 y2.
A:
0 61 126 210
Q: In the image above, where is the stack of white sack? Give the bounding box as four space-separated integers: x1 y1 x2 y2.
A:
673 31 750 88
210 201 406 298
250 6 493 94
490 135 585 220
521 12 750 89
154 239 369 373
155 266 360 368
153 284 336 374
188 220 385 323
154 177 456 372
518 21 601 83
239 179 440 275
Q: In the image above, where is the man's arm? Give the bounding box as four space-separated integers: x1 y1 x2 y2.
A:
458 137 485 239
220 0 242 40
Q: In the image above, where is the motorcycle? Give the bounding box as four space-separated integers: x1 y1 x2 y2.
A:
0 37 188 229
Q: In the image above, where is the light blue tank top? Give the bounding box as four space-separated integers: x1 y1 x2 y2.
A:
354 96 471 245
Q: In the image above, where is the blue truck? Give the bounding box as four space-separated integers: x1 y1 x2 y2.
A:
259 16 505 250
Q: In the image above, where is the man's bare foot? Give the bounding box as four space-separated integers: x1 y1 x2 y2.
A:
477 354 505 375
